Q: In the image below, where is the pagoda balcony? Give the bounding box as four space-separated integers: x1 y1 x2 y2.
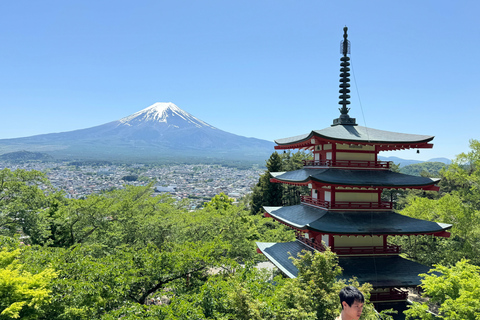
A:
333 244 401 255
301 196 393 210
302 159 390 169
370 288 408 302
296 234 401 256
295 234 327 252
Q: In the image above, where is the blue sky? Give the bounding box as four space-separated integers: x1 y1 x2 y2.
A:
0 1 478 161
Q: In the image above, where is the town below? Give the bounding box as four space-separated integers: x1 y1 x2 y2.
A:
0 160 263 209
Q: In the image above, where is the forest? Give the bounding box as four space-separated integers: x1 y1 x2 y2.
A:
1 140 480 319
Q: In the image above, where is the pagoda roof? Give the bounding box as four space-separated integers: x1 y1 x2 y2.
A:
256 241 433 286
339 255 432 287
270 168 439 189
274 125 434 148
256 241 313 278
264 205 452 235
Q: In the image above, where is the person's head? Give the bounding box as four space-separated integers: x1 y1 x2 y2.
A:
339 286 364 320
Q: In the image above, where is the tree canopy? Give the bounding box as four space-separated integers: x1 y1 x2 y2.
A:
0 164 385 319
2 139 480 319
405 259 480 320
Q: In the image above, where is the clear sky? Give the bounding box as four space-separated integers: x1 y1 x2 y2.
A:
0 1 477 161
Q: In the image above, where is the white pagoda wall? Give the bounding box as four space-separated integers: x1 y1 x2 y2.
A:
335 152 375 161
335 192 378 202
334 235 383 247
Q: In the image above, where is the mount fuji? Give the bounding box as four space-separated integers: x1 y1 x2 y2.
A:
0 102 275 163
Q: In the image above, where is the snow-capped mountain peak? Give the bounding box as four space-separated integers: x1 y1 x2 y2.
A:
118 102 216 129
0 101 275 162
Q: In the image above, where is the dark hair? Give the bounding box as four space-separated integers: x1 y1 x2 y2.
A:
339 286 364 309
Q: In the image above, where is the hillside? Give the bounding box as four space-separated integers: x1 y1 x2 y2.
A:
399 161 448 177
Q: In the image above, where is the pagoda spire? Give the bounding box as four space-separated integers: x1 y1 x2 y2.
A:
332 26 357 126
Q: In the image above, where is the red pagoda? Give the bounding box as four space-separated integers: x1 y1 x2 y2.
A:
256 27 452 308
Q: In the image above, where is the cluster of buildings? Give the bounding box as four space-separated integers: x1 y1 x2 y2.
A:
0 161 263 207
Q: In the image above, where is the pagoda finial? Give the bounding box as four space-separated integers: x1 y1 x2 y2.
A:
333 26 356 126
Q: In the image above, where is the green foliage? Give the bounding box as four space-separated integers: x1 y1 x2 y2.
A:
400 162 447 177
0 164 402 319
203 193 234 211
0 150 53 162
274 249 386 320
396 140 480 266
250 151 311 214
405 259 480 320
0 168 52 238
280 151 311 206
33 184 181 248
396 193 480 266
0 244 56 319
250 152 284 214
19 240 228 320
440 139 480 208
274 249 343 320
121 175 138 181
124 251 386 320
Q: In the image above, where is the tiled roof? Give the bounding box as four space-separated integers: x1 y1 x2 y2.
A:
270 169 439 187
256 241 313 278
275 125 433 145
257 241 433 287
264 205 451 235
338 256 432 287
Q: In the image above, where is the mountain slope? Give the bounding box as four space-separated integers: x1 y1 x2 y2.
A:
0 102 275 162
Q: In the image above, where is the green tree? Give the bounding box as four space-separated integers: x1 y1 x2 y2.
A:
274 249 385 320
405 259 480 320
280 151 310 206
0 168 51 238
395 140 480 266
250 151 312 214
203 193 234 211
397 193 480 265
400 162 447 177
250 152 284 214
178 193 273 262
39 184 179 248
0 242 56 319
20 241 228 320
440 139 480 208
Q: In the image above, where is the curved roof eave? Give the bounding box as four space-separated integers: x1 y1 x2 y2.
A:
256 241 435 285
270 169 440 188
264 205 452 235
274 125 434 146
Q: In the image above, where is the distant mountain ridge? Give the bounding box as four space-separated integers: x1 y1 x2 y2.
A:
0 150 53 161
0 103 453 165
0 102 275 162
378 156 451 167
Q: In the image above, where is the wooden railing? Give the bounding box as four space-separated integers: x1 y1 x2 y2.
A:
295 234 326 252
296 234 400 256
333 245 400 255
301 196 330 208
301 196 393 210
370 288 408 302
303 159 390 169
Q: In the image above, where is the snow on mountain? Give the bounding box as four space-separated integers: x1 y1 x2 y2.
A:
0 102 275 162
118 102 216 130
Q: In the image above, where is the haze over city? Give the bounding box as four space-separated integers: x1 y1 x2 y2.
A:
1 1 477 161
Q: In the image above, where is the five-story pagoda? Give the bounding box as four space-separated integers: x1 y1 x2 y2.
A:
256 27 452 305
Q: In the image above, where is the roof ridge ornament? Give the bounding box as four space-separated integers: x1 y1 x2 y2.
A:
332 26 357 126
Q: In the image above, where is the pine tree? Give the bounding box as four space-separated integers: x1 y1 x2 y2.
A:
250 152 283 214
281 151 310 206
